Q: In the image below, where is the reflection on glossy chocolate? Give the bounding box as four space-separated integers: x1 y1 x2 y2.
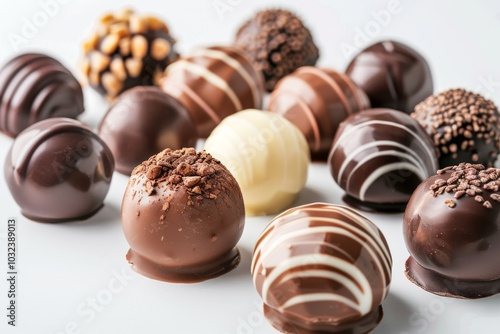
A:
404 163 500 298
0 53 84 137
268 66 370 160
159 45 264 137
4 118 114 222
252 203 392 334
121 148 245 283
346 41 433 114
329 109 438 212
98 86 197 175
411 88 500 168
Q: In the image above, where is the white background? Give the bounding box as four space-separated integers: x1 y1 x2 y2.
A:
1 0 500 333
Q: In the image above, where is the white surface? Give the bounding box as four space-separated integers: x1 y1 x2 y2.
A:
1 1 500 333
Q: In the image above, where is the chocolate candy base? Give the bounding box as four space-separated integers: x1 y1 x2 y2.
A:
405 257 500 299
264 304 383 334
126 247 240 283
22 204 103 223
342 195 407 213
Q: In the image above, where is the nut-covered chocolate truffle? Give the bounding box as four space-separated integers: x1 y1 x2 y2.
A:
81 8 178 99
121 148 245 283
159 46 264 138
98 86 197 175
411 88 500 168
234 9 319 91
4 118 114 222
0 53 84 137
329 109 438 212
268 66 370 160
404 163 500 298
346 41 433 114
204 109 309 216
252 203 392 334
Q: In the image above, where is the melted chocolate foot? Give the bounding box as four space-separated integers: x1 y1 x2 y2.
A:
342 195 407 213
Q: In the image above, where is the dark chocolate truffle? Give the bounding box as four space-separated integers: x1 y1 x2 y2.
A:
346 41 433 114
411 88 500 168
404 163 500 298
98 86 197 175
0 53 84 137
252 203 392 334
329 109 438 212
121 148 245 283
234 9 319 91
4 118 114 222
81 8 178 99
268 66 370 160
159 46 264 137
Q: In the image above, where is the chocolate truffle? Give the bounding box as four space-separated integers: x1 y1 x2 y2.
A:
4 118 114 222
404 163 500 298
81 8 178 99
98 86 197 175
329 109 438 212
159 46 264 138
204 109 309 216
411 88 500 168
234 9 319 91
121 148 245 283
346 41 433 114
0 53 84 137
268 66 370 160
252 203 392 334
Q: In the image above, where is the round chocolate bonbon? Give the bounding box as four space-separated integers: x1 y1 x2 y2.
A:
411 88 500 168
121 148 245 283
4 118 114 222
346 40 433 114
252 203 392 334
98 86 197 175
329 108 438 211
0 53 84 137
404 163 500 298
268 66 370 160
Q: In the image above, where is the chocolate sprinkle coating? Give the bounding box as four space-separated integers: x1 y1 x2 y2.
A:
412 88 500 168
234 9 319 91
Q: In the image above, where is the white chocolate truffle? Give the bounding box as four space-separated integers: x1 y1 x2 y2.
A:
204 109 310 216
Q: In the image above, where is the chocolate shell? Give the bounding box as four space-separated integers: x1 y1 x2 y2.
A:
98 86 197 175
404 163 500 298
0 53 84 137
346 40 433 114
329 109 438 212
121 148 245 283
159 46 264 138
268 66 370 160
4 118 114 222
252 203 392 334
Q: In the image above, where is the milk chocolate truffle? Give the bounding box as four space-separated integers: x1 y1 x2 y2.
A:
329 109 438 212
4 118 114 222
159 46 264 138
268 66 370 160
121 148 245 283
234 9 319 91
346 41 433 114
411 88 500 168
252 203 392 334
81 8 178 99
404 163 500 298
0 53 84 137
204 110 309 216
98 86 197 175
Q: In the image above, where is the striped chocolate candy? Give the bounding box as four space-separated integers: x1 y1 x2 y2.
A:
329 108 438 211
252 203 392 334
268 66 370 160
160 46 264 137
